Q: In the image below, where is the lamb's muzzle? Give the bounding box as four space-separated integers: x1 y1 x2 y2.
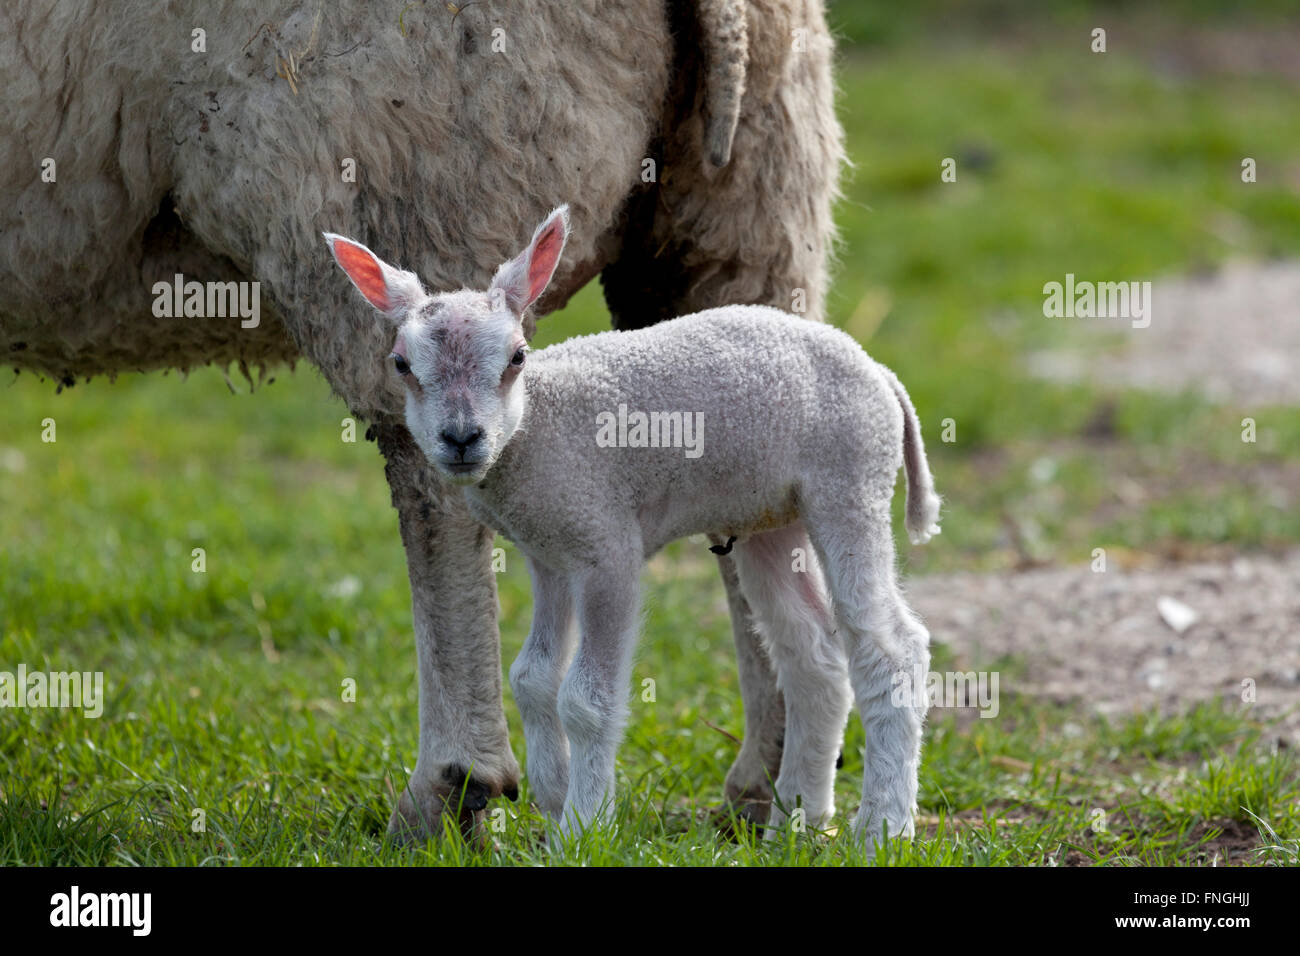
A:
328 207 940 851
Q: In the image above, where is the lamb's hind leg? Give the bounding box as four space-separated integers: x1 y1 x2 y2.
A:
601 2 844 818
732 525 851 836
508 561 577 820
805 496 931 851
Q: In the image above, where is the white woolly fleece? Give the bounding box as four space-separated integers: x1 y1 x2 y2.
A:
466 306 940 561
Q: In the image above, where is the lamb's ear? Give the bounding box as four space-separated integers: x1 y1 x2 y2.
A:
489 205 570 315
323 233 424 321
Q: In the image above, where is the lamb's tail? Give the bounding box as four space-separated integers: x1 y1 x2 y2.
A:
696 0 748 168
880 367 942 545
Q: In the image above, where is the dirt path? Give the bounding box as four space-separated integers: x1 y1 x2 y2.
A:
1028 259 1300 406
907 550 1300 740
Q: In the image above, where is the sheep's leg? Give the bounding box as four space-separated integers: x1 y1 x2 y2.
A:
806 497 930 852
509 561 577 820
732 525 851 837
714 549 786 824
374 421 521 843
556 557 642 837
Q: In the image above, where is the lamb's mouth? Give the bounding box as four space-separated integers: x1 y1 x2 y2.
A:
440 459 487 482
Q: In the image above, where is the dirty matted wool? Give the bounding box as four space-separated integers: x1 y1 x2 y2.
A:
0 1 843 420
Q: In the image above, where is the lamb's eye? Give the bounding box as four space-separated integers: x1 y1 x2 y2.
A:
392 354 411 376
510 347 526 368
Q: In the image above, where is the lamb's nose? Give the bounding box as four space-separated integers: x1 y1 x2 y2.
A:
441 427 483 456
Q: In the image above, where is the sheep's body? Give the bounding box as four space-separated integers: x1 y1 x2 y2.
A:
0 0 837 419
464 307 940 841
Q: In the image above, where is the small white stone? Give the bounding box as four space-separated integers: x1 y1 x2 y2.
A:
1157 596 1199 634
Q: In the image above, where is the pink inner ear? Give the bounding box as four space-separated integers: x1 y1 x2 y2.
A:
333 239 393 312
526 220 564 304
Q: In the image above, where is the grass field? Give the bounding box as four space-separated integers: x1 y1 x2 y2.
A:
2 9 1298 864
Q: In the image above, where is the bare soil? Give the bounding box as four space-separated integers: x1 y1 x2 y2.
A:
907 549 1300 741
1028 260 1300 407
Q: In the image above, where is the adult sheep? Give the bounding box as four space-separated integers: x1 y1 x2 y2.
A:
0 0 844 842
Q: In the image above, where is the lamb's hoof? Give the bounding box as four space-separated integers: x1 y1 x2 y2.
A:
854 812 916 857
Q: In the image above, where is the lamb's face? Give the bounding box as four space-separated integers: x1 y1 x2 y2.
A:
395 290 528 485
326 206 567 487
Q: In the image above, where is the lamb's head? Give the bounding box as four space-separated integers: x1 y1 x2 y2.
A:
325 206 570 484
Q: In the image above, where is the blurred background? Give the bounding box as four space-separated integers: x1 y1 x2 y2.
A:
2 1 1297 863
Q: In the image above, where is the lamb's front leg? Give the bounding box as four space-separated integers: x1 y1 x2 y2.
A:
556 558 642 836
508 562 577 820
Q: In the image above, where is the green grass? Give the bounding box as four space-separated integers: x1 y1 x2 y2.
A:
3 21 1300 864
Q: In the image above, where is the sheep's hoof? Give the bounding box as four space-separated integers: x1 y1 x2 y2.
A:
715 787 774 840
386 790 440 846
386 767 511 847
387 794 491 848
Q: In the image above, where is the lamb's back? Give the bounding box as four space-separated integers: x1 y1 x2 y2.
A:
532 306 881 429
497 306 903 553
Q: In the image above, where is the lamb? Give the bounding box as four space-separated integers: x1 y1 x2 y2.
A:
326 206 941 846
